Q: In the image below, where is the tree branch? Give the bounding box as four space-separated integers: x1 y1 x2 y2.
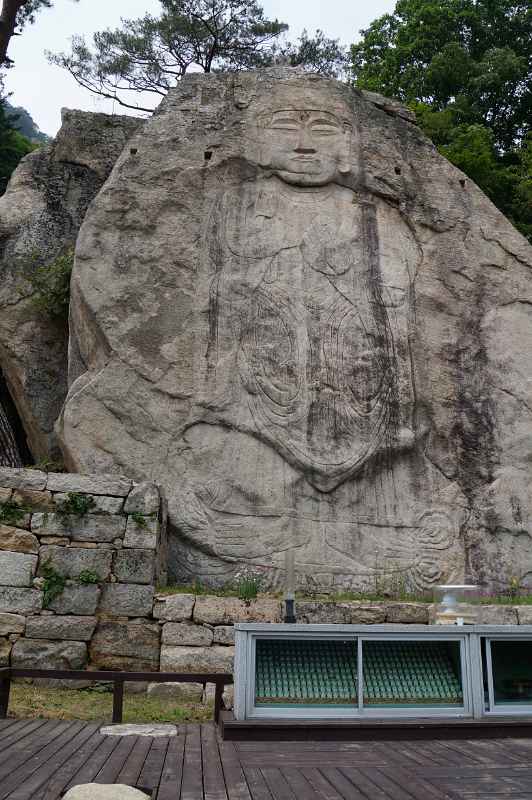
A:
0 0 28 64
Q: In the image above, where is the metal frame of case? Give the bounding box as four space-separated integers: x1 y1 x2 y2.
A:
234 624 532 721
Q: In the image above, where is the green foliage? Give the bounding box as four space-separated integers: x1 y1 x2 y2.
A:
49 1 346 112
233 570 262 601
130 511 149 528
41 559 66 607
77 569 100 585
27 458 66 473
0 499 28 526
350 0 532 241
0 101 35 195
24 249 74 319
5 102 49 143
56 492 95 521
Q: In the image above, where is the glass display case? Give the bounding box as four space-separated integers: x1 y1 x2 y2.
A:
482 637 532 714
237 626 472 719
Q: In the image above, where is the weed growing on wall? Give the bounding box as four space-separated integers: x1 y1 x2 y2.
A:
23 249 74 319
56 492 95 521
41 560 66 607
0 500 29 526
77 569 100 585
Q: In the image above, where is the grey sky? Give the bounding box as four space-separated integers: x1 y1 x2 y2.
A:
5 0 396 136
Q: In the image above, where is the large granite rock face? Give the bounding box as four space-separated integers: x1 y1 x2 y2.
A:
58 68 532 591
0 109 142 460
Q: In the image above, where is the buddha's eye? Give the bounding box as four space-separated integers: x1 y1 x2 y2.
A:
310 124 339 136
270 119 299 132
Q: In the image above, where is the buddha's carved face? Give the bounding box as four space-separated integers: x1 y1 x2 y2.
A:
257 108 352 186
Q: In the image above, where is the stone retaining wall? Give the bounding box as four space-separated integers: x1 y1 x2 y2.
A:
0 467 165 672
1 467 531 686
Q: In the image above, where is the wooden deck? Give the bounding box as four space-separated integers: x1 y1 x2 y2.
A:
2 718 532 799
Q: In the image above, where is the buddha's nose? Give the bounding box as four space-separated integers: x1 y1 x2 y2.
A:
295 127 316 153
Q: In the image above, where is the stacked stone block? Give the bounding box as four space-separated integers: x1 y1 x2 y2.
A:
0 467 165 672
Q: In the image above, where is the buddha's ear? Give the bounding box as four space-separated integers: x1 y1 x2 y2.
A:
338 127 352 175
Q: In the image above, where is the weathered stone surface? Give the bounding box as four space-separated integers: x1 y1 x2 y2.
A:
99 724 177 738
0 551 38 587
46 473 132 496
147 681 204 701
114 549 155 584
11 638 87 669
0 110 142 462
295 601 387 625
25 615 97 641
53 492 124 514
89 620 160 670
153 594 195 621
470 604 519 625
98 584 154 617
123 516 158 550
193 597 247 625
0 488 11 502
0 586 42 613
0 637 10 665
160 645 234 673
124 483 160 515
55 68 532 590
385 603 430 624
63 784 149 800
213 625 235 645
12 489 54 510
246 599 283 622
39 545 112 580
162 622 213 646
0 612 25 635
516 607 532 625
0 468 46 490
0 524 39 553
32 512 126 542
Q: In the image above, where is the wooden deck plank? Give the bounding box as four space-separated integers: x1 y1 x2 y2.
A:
181 724 204 800
0 721 84 799
157 733 185 800
95 735 139 785
201 723 228 800
63 733 122 791
242 768 273 800
218 740 252 800
5 724 101 800
260 768 296 800
0 720 50 758
281 767 325 800
38 729 106 800
116 736 153 788
318 768 368 800
298 768 345 800
137 737 169 794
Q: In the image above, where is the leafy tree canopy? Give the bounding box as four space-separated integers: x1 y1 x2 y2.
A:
49 0 347 112
351 0 532 242
0 99 35 194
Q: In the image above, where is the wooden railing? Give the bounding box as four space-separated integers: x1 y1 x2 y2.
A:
0 667 233 724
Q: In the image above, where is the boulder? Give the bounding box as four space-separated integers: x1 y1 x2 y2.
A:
46 473 132 496
48 584 100 615
296 601 386 625
0 111 142 462
124 483 160 515
213 625 234 645
385 603 430 624
193 597 247 625
0 525 39 554
147 681 204 701
0 586 42 613
160 645 234 673
53 68 532 591
89 620 160 671
63 785 149 800
113 549 155 584
0 468 46 491
38 545 112 580
32 512 126 542
162 622 213 647
98 584 154 617
53 492 124 514
0 551 38 587
25 615 97 641
12 489 54 510
0 612 25 635
0 638 10 666
123 516 158 550
153 594 195 622
11 638 87 669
